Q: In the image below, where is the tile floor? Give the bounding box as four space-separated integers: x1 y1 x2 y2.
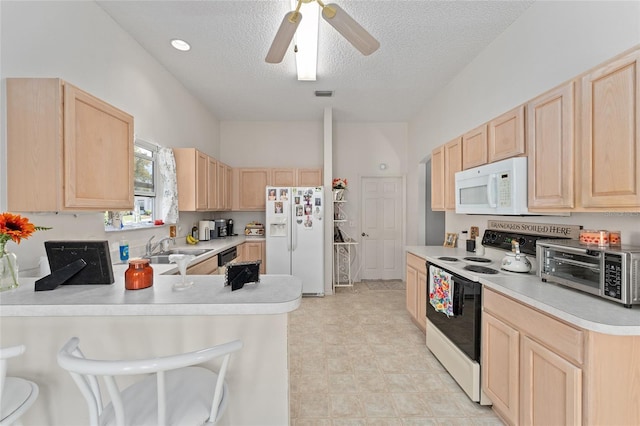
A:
288 281 504 426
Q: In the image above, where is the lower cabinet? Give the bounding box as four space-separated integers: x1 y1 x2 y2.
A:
406 253 427 332
482 288 640 426
243 241 266 274
186 255 219 275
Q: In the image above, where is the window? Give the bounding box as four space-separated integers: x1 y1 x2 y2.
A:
105 139 158 230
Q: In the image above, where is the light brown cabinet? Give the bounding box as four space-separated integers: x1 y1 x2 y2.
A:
237 168 270 211
444 138 463 210
217 161 232 211
527 82 575 210
483 288 640 426
243 240 266 274
6 78 134 211
270 168 323 187
405 253 427 332
207 157 219 210
174 148 209 211
186 255 219 275
580 49 640 209
462 124 488 170
488 105 526 163
431 146 446 210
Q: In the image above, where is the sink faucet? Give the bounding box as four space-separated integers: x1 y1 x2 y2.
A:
146 236 174 256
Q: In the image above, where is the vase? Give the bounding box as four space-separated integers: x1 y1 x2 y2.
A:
0 248 19 291
333 189 345 201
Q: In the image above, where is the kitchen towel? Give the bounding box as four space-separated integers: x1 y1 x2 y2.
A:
429 265 454 317
158 147 179 224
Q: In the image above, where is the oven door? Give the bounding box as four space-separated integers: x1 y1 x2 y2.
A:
426 265 482 362
541 247 602 296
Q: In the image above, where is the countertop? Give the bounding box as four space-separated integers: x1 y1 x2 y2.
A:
1 235 298 317
406 246 640 336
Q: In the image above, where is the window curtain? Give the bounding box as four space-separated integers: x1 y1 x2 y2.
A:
157 147 179 224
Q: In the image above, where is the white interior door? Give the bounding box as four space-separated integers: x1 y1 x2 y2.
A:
360 177 404 280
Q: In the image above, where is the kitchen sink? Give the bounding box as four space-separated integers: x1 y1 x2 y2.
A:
145 248 212 264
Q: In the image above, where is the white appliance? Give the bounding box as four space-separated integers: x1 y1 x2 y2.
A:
455 157 529 215
265 186 325 296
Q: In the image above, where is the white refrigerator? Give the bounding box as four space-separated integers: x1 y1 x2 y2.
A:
265 186 325 296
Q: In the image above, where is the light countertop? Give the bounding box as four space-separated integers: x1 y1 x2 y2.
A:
406 246 640 336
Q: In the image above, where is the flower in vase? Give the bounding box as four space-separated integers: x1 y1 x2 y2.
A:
332 178 348 190
0 212 50 290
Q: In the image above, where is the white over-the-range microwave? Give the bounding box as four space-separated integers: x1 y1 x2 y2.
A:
455 157 530 215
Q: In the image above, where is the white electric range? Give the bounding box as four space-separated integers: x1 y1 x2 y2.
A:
422 230 567 405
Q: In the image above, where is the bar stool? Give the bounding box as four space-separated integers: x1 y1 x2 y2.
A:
57 337 243 426
0 345 39 426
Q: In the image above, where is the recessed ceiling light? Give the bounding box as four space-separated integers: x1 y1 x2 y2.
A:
171 39 191 51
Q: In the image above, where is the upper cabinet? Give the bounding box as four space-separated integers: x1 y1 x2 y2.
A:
7 78 134 211
207 156 219 210
444 138 463 210
527 82 575 210
462 124 488 170
431 146 446 211
174 148 209 211
580 49 640 209
270 168 323 187
237 168 270 210
488 105 526 163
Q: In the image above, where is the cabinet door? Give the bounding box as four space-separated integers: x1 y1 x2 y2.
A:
431 146 445 210
187 255 219 275
297 168 323 186
245 241 265 274
416 270 427 331
236 243 246 262
482 313 520 425
488 105 526 163
225 165 233 210
521 336 582 426
527 82 575 209
271 169 296 187
207 157 218 210
405 264 418 321
195 151 208 211
238 169 269 210
462 124 488 170
444 138 463 210
581 49 640 208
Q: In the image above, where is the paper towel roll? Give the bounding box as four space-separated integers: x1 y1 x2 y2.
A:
39 256 51 277
475 236 485 256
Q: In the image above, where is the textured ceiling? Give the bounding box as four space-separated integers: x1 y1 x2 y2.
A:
96 0 535 122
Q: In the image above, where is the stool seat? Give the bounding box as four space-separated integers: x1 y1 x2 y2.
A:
0 345 39 426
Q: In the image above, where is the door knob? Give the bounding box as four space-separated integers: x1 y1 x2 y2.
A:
361 232 369 237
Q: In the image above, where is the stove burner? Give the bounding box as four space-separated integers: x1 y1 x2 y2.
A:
438 256 459 262
463 256 492 263
464 265 500 274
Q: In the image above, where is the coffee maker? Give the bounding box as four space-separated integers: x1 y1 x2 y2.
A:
226 219 234 236
213 219 227 238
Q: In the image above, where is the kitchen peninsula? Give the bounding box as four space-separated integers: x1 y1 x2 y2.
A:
0 271 301 425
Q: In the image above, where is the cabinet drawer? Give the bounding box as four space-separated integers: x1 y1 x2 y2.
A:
407 253 426 272
187 255 219 275
483 288 584 365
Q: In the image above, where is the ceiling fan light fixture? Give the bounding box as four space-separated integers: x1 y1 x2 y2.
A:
320 3 380 56
265 11 303 64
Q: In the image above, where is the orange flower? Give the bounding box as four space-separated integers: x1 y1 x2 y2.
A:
0 212 47 246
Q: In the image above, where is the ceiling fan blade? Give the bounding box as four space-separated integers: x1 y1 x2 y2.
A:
265 11 302 64
321 3 379 56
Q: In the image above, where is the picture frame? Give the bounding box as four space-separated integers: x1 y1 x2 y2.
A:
443 232 458 248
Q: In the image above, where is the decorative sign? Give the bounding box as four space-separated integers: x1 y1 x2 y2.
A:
487 220 582 239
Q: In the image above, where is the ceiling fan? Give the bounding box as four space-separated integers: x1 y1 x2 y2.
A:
265 0 380 64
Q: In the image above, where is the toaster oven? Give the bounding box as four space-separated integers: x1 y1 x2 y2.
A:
537 239 640 308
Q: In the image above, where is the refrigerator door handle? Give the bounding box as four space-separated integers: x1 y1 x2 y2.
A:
291 215 297 251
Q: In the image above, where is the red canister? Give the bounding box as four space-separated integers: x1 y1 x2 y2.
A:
125 259 153 290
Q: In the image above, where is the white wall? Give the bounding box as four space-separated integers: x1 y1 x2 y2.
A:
220 121 409 282
1 1 221 273
408 1 640 247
